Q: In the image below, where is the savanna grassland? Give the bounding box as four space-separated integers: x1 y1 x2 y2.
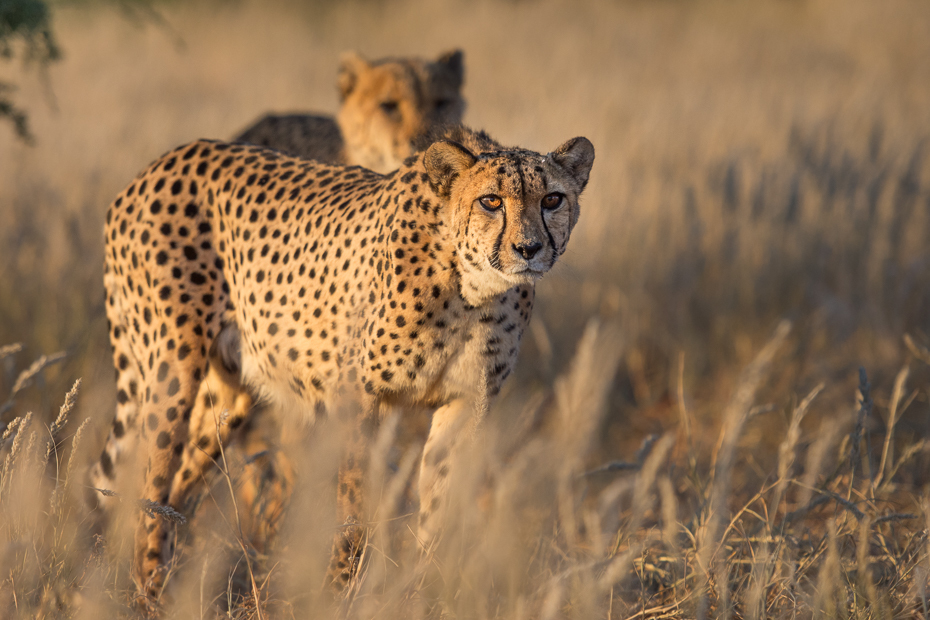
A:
2 0 930 617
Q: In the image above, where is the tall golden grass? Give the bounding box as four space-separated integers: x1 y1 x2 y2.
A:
2 0 930 617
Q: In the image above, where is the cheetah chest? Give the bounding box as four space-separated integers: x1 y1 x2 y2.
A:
366 286 530 408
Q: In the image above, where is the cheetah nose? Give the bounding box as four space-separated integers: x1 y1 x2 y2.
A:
513 242 542 260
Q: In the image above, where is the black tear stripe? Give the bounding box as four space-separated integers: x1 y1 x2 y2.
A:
541 211 558 267
490 203 507 271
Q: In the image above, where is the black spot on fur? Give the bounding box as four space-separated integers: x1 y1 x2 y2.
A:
99 451 114 478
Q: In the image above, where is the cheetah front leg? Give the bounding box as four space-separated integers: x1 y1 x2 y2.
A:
416 398 474 546
327 407 379 590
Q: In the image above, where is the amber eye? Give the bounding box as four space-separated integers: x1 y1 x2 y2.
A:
380 101 399 114
479 195 503 211
542 193 564 210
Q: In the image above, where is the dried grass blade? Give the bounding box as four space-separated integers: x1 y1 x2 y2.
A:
45 378 81 462
876 365 908 488
770 383 823 526
1 411 33 493
10 351 67 396
0 351 68 416
904 333 930 366
0 343 23 360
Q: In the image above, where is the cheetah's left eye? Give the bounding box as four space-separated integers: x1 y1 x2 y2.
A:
380 101 399 114
541 193 564 210
479 195 503 211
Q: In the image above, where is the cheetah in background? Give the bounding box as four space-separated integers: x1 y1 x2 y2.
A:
94 124 594 598
234 50 466 173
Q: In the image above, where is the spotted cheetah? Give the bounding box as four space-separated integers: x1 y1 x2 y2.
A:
234 50 465 173
94 125 594 598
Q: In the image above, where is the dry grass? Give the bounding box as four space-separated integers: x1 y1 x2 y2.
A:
2 0 930 617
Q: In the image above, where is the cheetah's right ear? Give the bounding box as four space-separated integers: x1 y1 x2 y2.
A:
424 140 477 198
549 137 595 192
338 52 370 101
436 49 464 87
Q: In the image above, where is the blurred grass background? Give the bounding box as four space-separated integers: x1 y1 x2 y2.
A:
2 0 930 616
3 0 930 456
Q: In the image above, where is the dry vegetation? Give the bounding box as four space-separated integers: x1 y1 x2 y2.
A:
2 0 930 617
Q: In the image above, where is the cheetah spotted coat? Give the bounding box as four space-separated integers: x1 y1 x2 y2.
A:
95 126 594 596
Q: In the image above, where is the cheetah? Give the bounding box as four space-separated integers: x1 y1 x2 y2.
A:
93 125 594 598
234 50 465 173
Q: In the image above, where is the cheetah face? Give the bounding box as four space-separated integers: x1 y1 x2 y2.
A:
425 137 595 305
337 50 466 173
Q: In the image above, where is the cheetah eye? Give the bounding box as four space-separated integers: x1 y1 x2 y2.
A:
434 98 452 110
541 193 564 210
479 195 503 211
380 101 399 114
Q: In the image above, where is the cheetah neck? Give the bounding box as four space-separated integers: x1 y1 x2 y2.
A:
454 258 529 307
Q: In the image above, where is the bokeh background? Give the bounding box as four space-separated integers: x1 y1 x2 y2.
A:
3 0 930 616
4 0 930 456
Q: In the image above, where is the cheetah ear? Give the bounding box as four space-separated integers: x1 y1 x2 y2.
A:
436 49 464 87
424 140 477 198
549 137 595 192
338 52 370 101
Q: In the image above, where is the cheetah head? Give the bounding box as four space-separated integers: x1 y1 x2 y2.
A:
337 50 466 173
424 136 595 305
